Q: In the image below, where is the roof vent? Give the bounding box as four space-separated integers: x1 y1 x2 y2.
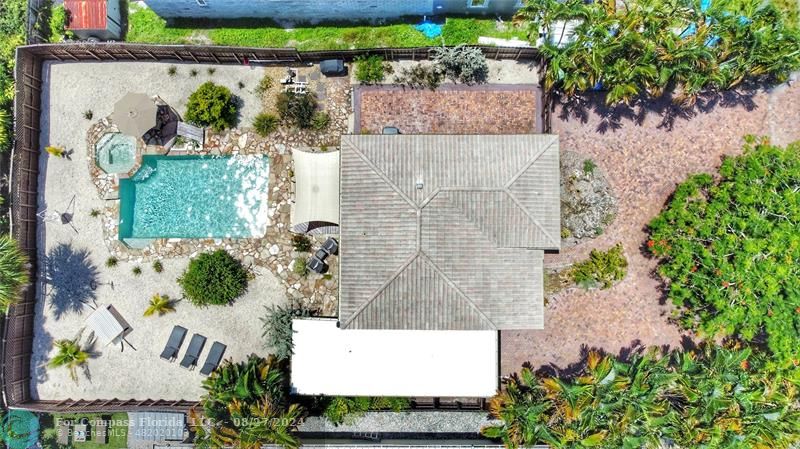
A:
416 179 424 189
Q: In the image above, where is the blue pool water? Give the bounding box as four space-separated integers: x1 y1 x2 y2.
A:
119 155 270 239
96 133 136 174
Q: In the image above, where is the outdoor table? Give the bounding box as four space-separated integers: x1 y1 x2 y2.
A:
85 304 130 348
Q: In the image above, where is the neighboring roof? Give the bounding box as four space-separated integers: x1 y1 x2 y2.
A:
129 412 185 441
64 0 108 31
290 318 498 397
291 149 340 233
339 134 560 330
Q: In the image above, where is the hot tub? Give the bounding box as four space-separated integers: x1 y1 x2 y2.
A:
95 133 136 174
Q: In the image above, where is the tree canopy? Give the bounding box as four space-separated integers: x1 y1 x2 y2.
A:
648 139 800 365
185 81 238 132
516 0 800 106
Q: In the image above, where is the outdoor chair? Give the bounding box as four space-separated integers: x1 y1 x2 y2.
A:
321 237 339 256
180 334 207 370
200 341 227 376
307 256 327 274
314 248 329 262
160 325 188 361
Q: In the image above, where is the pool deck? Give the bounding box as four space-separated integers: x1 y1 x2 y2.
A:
33 61 283 401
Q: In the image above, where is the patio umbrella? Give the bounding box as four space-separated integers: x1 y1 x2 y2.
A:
112 93 158 137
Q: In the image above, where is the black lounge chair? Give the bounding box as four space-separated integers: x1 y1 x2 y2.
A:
307 256 327 274
160 325 187 361
314 248 329 262
321 237 339 256
200 342 227 376
180 334 207 370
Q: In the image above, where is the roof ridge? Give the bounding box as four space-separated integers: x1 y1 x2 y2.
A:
504 135 558 189
417 252 497 330
505 189 560 248
341 137 418 211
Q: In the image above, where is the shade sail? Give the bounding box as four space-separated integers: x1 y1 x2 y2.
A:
290 318 498 397
85 305 126 345
112 93 157 137
290 149 339 234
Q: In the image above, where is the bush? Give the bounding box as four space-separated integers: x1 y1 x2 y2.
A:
310 112 330 131
0 235 29 311
178 250 248 306
48 4 70 42
185 81 237 131
432 45 489 85
253 112 279 136
648 139 800 365
105 256 118 268
276 91 318 129
354 55 391 84
570 243 627 289
254 74 273 96
292 257 308 276
292 234 312 252
260 305 311 360
152 260 163 273
393 63 444 90
324 396 409 425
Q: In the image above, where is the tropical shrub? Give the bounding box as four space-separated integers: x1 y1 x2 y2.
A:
195 355 302 449
253 112 280 136
0 235 29 311
482 344 800 449
310 112 330 131
393 63 444 90
143 294 176 317
323 396 409 425
152 260 163 273
291 257 307 276
105 256 118 268
570 243 627 289
276 91 318 129
260 305 311 360
648 139 800 365
185 82 238 131
516 0 800 106
48 339 89 382
354 55 391 84
48 4 70 42
178 250 248 307
432 45 489 84
255 74 274 96
292 234 312 252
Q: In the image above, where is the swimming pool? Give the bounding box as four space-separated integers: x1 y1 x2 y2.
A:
95 133 136 174
119 155 270 240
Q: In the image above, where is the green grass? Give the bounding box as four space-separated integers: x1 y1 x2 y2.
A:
41 413 128 449
126 6 529 49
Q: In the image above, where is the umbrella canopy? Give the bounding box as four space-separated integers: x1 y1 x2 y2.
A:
112 93 158 136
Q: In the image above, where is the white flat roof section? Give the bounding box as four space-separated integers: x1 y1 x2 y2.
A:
291 319 499 397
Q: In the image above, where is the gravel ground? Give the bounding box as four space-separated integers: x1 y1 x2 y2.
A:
32 61 288 401
360 59 538 85
300 411 498 434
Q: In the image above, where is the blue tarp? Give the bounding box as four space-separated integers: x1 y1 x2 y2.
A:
415 20 442 38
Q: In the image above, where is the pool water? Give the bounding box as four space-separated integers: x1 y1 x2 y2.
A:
95 133 136 174
119 155 270 239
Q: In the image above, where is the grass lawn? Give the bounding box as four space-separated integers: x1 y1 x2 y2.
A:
40 413 129 449
126 5 529 49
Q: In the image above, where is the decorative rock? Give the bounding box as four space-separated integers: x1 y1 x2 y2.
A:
269 244 280 256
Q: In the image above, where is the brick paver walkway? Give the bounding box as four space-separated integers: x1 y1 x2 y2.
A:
501 81 800 376
356 84 542 134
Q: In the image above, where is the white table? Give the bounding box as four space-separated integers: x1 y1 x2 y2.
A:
85 304 129 346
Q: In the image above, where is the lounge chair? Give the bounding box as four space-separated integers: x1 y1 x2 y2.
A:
200 341 227 376
160 325 188 361
307 256 327 274
321 237 339 256
57 420 70 445
314 248 329 262
180 334 207 370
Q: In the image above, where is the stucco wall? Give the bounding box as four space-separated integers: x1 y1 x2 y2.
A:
143 0 435 20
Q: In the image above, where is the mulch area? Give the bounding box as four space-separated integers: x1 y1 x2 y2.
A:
500 80 800 376
355 84 542 134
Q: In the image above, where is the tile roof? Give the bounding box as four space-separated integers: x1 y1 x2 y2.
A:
339 135 560 330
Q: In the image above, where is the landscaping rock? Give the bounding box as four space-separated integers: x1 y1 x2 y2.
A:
560 150 617 247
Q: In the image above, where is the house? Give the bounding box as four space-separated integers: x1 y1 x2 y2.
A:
63 0 123 41
290 134 560 397
141 0 523 21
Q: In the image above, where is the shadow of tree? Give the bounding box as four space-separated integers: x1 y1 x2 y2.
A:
43 243 99 320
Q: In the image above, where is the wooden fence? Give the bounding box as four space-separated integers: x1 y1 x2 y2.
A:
4 42 541 413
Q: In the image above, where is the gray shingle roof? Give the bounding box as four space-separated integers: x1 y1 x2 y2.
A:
339 135 560 330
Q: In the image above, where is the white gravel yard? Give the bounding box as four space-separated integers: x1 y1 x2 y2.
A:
31 61 287 401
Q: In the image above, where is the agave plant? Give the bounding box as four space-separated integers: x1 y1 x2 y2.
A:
48 338 89 382
143 293 176 317
0 235 30 312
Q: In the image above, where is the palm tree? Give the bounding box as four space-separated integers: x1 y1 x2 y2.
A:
143 293 176 317
0 235 30 312
48 339 89 382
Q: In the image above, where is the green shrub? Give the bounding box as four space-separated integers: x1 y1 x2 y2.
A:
89 208 100 217
254 74 274 96
260 304 311 360
583 159 597 174
354 55 391 84
253 112 280 136
648 139 800 365
393 63 444 90
276 91 318 129
0 235 29 312
432 45 489 85
167 66 177 76
178 250 248 306
189 68 198 77
132 265 142 276
48 4 70 42
185 82 238 132
152 260 163 273
324 396 410 425
83 110 93 120
292 257 308 276
310 112 330 131
292 234 312 252
105 256 118 268
570 243 627 289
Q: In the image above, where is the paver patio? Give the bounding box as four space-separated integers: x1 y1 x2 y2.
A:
356 84 542 134
501 80 800 376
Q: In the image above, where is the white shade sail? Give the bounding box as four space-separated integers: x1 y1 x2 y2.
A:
290 318 499 397
291 149 340 234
